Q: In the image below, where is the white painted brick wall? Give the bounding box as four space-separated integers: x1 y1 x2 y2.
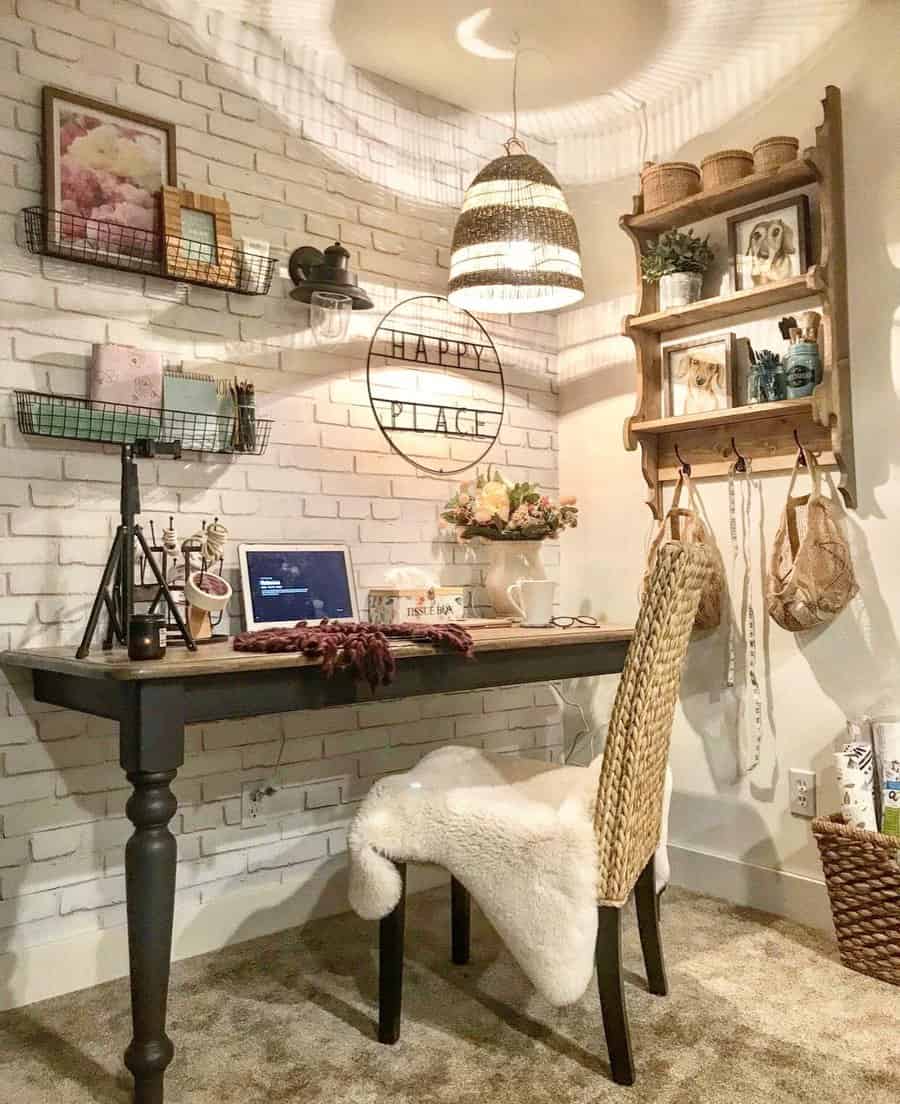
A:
0 0 566 960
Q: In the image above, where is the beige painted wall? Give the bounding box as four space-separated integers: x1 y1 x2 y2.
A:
558 2 900 918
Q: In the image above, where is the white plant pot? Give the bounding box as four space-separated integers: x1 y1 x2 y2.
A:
659 272 703 310
184 570 232 612
484 540 547 616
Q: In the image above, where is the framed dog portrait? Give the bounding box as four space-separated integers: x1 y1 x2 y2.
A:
663 334 735 418
42 86 176 260
727 196 810 291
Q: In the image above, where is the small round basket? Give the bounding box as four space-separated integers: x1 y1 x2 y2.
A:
812 813 900 987
700 149 753 189
640 161 701 212
752 136 800 173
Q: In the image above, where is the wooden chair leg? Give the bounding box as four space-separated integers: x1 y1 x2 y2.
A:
635 855 668 997
378 861 406 1045
450 877 471 965
595 905 635 1086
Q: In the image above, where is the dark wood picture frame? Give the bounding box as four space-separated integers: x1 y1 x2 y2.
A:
662 333 736 418
161 185 236 285
726 194 811 291
42 85 177 220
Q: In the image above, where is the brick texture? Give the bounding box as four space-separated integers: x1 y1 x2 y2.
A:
0 1 563 956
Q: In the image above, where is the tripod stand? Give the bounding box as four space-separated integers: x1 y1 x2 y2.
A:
76 440 196 659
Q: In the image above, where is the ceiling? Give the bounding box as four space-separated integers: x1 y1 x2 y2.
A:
331 0 671 115
182 0 864 182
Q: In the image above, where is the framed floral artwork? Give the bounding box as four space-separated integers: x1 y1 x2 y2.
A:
42 86 177 262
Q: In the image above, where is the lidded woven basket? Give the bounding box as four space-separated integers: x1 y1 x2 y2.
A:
700 149 753 189
752 136 800 173
812 813 900 987
640 161 701 212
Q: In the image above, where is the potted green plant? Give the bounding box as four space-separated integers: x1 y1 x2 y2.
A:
641 228 715 310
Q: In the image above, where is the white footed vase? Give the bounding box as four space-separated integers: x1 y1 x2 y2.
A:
484 540 548 616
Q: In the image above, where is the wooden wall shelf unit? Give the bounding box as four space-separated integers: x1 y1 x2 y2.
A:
620 86 855 518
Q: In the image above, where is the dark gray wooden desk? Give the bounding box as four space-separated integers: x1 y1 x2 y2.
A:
1 625 631 1104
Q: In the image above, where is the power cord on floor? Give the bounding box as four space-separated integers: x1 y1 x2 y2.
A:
549 682 596 764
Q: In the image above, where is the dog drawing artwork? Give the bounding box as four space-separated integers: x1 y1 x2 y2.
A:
667 339 732 416
746 218 796 284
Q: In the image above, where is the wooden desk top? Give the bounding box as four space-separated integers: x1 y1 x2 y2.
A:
1 624 633 682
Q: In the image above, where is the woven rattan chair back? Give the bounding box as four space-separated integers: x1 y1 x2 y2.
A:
594 541 712 906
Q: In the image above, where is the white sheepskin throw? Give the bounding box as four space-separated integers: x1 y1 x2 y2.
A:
349 746 606 1006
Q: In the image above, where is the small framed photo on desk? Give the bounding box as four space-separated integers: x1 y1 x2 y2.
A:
161 186 235 286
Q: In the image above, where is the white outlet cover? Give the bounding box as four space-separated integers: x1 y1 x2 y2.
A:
789 768 817 818
240 779 306 828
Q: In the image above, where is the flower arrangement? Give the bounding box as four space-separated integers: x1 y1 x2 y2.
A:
441 468 578 541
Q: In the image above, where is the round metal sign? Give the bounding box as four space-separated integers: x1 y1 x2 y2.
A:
366 295 504 476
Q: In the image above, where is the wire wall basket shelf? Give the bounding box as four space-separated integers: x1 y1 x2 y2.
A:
15 390 272 457
22 207 277 296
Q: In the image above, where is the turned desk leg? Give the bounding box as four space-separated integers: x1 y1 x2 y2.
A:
120 683 185 1104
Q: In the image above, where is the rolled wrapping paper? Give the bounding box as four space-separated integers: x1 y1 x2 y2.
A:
833 742 878 831
846 716 880 824
872 720 900 838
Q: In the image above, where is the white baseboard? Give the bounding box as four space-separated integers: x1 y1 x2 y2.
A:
0 857 448 1012
668 844 834 933
2 847 833 1012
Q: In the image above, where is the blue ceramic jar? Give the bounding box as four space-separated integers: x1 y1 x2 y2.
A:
784 341 822 398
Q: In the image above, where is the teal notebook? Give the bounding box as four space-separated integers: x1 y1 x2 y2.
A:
33 398 161 443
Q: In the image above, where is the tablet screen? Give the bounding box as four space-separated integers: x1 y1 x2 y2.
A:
244 548 354 625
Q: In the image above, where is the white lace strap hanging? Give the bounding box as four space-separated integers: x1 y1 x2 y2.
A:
727 461 764 775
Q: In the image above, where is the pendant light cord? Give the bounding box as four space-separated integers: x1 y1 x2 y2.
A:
505 32 527 155
511 33 520 144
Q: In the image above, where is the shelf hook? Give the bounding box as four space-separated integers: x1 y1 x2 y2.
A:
674 442 691 476
730 436 748 473
793 428 808 468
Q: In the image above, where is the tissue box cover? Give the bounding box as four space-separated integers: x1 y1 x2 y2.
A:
368 587 465 625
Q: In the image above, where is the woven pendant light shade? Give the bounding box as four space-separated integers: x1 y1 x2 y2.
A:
447 145 584 314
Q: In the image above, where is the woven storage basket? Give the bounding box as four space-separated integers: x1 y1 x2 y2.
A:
812 813 900 986
752 136 800 173
700 149 753 189
640 161 701 212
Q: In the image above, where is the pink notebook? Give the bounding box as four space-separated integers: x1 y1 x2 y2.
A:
90 344 163 410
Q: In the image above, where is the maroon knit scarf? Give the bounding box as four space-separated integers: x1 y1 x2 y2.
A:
232 620 475 690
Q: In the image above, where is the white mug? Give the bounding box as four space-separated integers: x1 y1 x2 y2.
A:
506 578 556 627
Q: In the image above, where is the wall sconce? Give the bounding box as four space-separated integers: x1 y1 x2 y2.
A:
288 241 373 344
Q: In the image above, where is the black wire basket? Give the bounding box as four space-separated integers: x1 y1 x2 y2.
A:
23 207 277 296
15 390 272 456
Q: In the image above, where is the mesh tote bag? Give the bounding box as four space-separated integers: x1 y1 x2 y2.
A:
766 449 858 632
644 469 724 632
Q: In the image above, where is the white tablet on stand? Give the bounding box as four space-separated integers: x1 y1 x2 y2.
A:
238 543 359 630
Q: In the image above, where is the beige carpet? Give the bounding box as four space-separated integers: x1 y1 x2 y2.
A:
0 886 894 1103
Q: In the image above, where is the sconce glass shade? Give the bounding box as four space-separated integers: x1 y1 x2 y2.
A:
310 290 352 345
447 150 584 314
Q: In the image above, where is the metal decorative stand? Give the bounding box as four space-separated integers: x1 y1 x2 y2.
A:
76 440 196 659
142 520 228 647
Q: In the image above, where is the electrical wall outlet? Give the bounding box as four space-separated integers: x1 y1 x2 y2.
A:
789 768 817 817
241 779 279 827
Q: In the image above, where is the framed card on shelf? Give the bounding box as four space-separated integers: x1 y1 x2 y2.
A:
161 186 236 286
